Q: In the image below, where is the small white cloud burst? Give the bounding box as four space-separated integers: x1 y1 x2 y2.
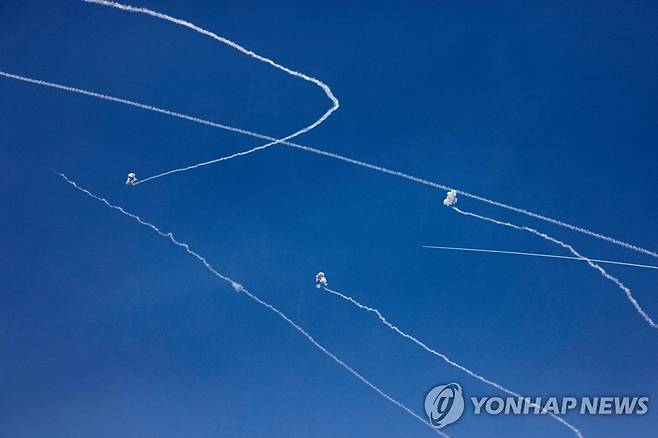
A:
443 190 458 206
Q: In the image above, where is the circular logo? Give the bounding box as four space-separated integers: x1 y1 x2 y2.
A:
424 383 465 428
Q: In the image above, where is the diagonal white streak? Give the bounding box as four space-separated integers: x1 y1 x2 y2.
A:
0 70 259 135
421 245 658 271
322 286 584 438
84 0 339 185
135 143 274 185
2 68 654 260
452 207 657 329
57 172 445 437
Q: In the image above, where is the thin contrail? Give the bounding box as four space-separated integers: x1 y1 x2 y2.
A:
0 70 261 135
421 245 658 271
2 70 654 261
452 207 657 329
134 143 274 185
322 286 583 438
84 0 339 185
56 172 445 437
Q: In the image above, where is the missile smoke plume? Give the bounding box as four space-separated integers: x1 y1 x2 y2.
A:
452 207 657 329
84 0 339 186
134 143 275 185
57 172 445 436
1 1 653 257
2 67 652 260
321 286 584 438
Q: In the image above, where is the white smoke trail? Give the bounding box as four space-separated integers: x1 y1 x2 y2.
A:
4 69 654 260
421 245 658 271
282 143 658 260
0 70 262 135
134 143 274 185
452 207 657 329
83 0 339 185
2 1 656 258
321 286 584 438
0 70 658 258
57 172 446 437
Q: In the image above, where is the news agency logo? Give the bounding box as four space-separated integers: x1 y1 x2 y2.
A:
424 383 465 428
423 382 650 430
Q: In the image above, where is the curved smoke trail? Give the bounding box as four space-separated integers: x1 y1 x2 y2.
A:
84 0 339 186
57 172 446 437
321 286 584 438
2 62 653 261
452 207 657 329
322 286 583 438
1 69 654 261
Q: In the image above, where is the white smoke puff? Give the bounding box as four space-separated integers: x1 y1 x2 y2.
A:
231 282 243 292
443 190 458 206
315 272 327 287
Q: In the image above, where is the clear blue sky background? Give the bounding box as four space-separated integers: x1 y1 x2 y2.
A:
1 1 656 437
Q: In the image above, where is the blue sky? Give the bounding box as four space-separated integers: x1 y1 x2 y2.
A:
1 1 656 437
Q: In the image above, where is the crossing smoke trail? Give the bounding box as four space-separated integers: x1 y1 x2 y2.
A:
322 286 584 438
452 207 657 329
283 143 658 261
421 245 658 271
0 1 653 255
2 69 654 260
56 172 446 437
84 0 339 185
